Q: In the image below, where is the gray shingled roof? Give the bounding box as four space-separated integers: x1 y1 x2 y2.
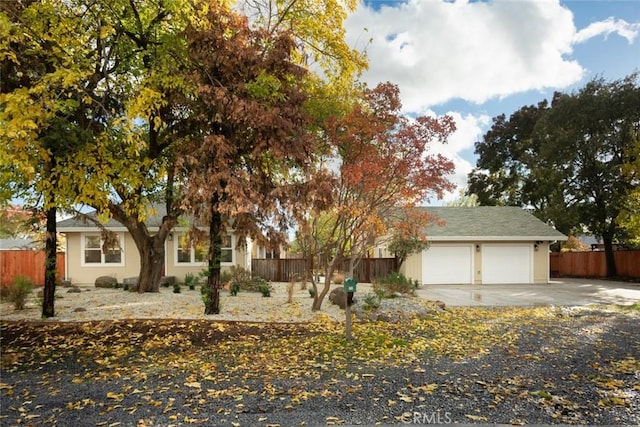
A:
57 204 168 230
420 206 567 241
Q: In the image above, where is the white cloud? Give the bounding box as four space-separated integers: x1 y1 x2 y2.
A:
346 0 585 112
345 0 639 204
424 110 491 202
573 17 640 44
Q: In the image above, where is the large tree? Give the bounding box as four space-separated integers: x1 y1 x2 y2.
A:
1 0 110 316
468 74 640 276
178 5 320 314
466 100 578 234
300 83 456 310
2 0 211 294
2 0 367 299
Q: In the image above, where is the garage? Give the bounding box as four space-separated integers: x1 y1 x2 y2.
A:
422 244 473 285
482 244 533 284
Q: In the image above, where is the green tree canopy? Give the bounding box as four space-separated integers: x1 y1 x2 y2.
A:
468 73 640 276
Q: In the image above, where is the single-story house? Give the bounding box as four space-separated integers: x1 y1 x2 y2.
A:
376 206 567 285
57 207 250 286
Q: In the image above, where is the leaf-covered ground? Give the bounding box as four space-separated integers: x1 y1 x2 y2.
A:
1 306 639 426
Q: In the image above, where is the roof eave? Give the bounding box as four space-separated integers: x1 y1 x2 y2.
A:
428 235 568 241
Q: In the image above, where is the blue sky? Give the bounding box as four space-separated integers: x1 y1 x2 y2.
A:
345 0 640 202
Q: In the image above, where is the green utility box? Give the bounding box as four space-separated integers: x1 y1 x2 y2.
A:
344 277 357 293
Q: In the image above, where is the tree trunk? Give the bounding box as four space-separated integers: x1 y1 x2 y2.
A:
602 233 618 278
42 206 57 318
110 202 173 293
136 236 165 293
205 196 224 315
311 266 334 311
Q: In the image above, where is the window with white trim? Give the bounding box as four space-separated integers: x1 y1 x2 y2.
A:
175 233 233 265
82 233 124 266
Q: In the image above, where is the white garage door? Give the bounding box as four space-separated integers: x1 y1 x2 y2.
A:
482 244 532 284
422 244 473 285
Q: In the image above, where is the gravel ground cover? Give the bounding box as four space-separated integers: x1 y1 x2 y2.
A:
0 308 640 426
1 304 639 426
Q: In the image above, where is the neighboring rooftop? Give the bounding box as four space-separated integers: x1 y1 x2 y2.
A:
0 238 38 250
420 206 567 241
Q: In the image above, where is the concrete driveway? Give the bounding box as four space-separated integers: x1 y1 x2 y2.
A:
416 278 640 307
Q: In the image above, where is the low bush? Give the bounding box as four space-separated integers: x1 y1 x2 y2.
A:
173 283 181 294
259 283 272 297
7 275 34 310
221 266 258 292
230 283 240 296
362 293 381 311
184 273 197 290
372 272 418 298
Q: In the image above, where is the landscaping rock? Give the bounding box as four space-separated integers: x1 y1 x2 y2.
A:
67 287 81 293
95 276 117 288
161 276 176 286
123 277 138 286
122 277 138 291
73 307 87 312
328 287 347 309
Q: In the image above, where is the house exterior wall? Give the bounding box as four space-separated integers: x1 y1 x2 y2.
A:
65 232 141 285
533 241 550 283
65 232 249 285
401 240 552 285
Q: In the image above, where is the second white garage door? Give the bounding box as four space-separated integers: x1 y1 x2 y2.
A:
482 244 532 284
422 244 473 285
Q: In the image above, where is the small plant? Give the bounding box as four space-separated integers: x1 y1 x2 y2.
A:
162 279 172 288
308 288 315 298
230 283 240 296
8 275 34 310
184 273 197 290
173 283 181 293
362 293 381 311
123 282 129 291
372 272 418 298
259 283 272 297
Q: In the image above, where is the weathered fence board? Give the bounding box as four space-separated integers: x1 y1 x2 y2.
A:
550 251 640 279
0 251 65 286
251 258 398 283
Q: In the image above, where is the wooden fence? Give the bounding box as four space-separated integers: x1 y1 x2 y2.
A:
550 250 640 279
0 251 66 287
251 258 398 283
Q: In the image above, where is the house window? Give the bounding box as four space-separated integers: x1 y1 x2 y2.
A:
176 233 233 265
257 246 277 259
82 234 124 266
220 234 233 263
